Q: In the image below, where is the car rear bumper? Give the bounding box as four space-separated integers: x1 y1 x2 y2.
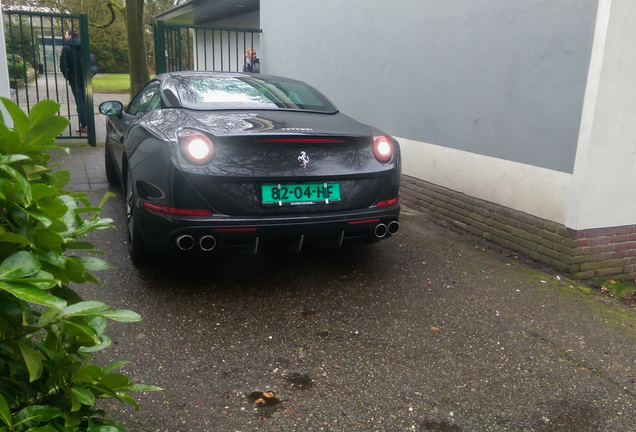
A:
137 203 401 254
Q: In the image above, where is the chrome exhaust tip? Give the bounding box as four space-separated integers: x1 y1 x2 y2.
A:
374 223 388 238
387 221 400 235
199 235 217 252
175 234 195 251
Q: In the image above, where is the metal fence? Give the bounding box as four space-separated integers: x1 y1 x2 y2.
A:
154 20 262 74
4 10 96 145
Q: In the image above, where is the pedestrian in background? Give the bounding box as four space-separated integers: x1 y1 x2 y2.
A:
60 29 87 133
243 48 260 73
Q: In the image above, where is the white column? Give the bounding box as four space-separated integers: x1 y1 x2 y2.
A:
568 0 636 230
0 2 13 126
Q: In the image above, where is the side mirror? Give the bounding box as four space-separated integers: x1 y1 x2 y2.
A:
99 100 123 116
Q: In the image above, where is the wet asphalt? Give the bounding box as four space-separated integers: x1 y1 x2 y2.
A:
51 144 636 432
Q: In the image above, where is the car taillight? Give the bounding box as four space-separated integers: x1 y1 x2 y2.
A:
179 131 215 165
372 135 394 163
142 201 212 216
377 197 399 207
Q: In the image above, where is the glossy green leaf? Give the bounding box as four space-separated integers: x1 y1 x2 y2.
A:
100 310 142 322
73 365 105 383
33 228 65 250
0 97 29 137
74 206 104 215
79 334 111 353
37 306 61 327
0 231 31 246
103 361 131 373
0 124 21 154
31 184 57 200
113 392 140 410
0 164 31 199
23 208 53 227
0 251 40 279
38 197 70 220
28 100 61 128
18 341 43 382
62 301 109 318
61 320 100 344
0 154 30 165
0 394 11 427
49 170 70 189
99 373 131 389
0 281 66 308
115 384 165 392
71 387 96 406
65 241 96 250
13 405 62 428
74 256 110 271
23 116 70 148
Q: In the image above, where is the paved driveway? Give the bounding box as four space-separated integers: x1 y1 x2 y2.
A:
59 156 636 431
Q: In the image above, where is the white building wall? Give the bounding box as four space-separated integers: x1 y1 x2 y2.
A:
260 0 601 227
567 0 636 230
0 4 12 125
157 0 636 232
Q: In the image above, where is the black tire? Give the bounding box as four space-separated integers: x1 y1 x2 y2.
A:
126 168 148 264
104 142 120 186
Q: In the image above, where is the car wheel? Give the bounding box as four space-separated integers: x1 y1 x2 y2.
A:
126 168 148 264
104 141 120 186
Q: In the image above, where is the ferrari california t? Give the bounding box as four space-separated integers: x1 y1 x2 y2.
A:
99 72 401 263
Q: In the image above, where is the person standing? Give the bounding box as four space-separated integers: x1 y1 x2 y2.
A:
60 29 87 133
243 48 260 73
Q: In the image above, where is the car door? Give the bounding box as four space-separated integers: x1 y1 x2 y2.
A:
109 81 162 169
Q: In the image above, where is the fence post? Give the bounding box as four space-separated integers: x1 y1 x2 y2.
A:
154 20 166 75
80 14 95 146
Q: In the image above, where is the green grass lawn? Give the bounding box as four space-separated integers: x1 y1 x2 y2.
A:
91 73 130 93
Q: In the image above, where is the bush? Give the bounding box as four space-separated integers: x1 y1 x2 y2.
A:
0 97 162 431
7 60 28 81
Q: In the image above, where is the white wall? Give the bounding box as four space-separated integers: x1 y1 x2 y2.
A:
260 0 601 225
567 0 636 230
0 4 12 126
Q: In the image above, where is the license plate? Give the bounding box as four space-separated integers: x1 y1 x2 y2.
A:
262 183 341 205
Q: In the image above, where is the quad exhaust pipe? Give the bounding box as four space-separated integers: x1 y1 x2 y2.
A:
175 235 195 251
199 235 217 251
373 220 400 239
388 220 400 235
175 234 217 252
374 223 388 238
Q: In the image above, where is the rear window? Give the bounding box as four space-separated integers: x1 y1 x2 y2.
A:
170 74 338 113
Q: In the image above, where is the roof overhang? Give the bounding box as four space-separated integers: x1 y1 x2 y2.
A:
156 0 259 25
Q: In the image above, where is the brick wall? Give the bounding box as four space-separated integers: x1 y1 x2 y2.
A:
401 175 636 280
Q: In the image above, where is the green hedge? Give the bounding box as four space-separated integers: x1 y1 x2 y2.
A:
0 97 163 432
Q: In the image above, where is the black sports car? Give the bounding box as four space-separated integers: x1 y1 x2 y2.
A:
99 72 401 262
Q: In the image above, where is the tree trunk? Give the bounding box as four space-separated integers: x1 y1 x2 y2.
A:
126 0 149 97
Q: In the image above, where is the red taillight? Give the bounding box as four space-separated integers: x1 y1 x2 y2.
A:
179 131 215 165
255 137 345 144
142 201 212 216
372 135 394 163
348 218 380 225
377 197 399 207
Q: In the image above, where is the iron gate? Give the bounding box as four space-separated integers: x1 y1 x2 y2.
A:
4 10 96 145
154 20 262 74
